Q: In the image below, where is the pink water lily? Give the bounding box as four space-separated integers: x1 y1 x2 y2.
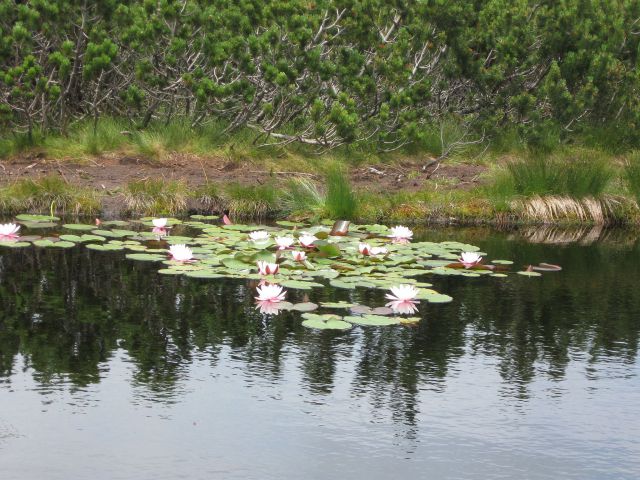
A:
370 246 388 256
291 251 306 261
298 234 317 248
275 236 295 250
168 244 194 262
389 225 413 243
152 227 168 237
385 285 420 314
249 230 270 241
255 284 287 315
257 260 279 275
459 252 483 268
152 218 168 228
359 243 371 255
0 223 20 238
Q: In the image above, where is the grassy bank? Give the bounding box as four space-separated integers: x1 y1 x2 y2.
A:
2 121 640 226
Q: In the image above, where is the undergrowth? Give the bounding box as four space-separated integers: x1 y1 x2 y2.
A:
0 175 101 215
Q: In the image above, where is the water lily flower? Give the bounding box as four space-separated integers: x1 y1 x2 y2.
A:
152 218 168 228
168 244 194 262
257 260 279 275
0 223 20 238
459 252 483 268
275 236 295 250
385 285 420 314
152 227 168 237
299 234 317 248
370 246 388 256
389 225 413 243
255 284 287 315
291 250 306 262
359 243 371 255
249 230 270 242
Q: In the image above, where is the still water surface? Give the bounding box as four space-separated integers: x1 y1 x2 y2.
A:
0 225 639 479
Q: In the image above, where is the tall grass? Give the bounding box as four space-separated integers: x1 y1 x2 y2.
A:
624 151 640 203
494 151 613 198
0 175 101 215
324 164 357 220
123 178 188 215
282 177 324 217
223 182 280 219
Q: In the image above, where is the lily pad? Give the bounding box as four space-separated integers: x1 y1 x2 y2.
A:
126 253 166 262
344 315 401 326
517 271 542 277
16 214 59 222
63 224 96 231
290 302 319 312
301 313 352 331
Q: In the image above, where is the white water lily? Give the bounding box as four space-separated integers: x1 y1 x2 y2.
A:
168 244 194 262
370 246 388 256
257 260 279 275
299 234 317 248
291 251 306 261
255 284 287 303
255 284 287 315
275 236 295 250
249 230 270 241
152 218 168 228
459 251 483 267
0 223 20 238
359 243 371 255
389 225 413 243
385 285 420 314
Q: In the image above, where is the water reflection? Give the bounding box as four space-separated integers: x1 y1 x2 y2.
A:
0 229 637 406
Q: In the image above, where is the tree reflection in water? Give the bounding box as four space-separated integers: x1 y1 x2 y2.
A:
1 229 639 429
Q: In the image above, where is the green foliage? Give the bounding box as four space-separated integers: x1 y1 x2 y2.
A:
624 151 640 203
324 164 357 220
223 182 280 219
503 152 613 198
0 175 101 215
3 1 640 152
123 178 188 215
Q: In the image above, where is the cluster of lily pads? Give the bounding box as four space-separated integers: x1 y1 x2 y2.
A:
0 214 541 330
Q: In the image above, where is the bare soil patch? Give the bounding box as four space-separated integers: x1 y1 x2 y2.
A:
1 153 488 193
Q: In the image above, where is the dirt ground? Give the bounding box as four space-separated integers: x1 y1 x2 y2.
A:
0 152 488 193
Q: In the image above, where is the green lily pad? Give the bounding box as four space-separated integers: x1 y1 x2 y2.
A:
344 315 401 326
63 224 96 231
86 243 125 251
290 302 319 312
280 279 324 290
16 214 60 222
492 259 514 265
184 270 227 279
517 271 542 277
301 313 352 331
320 301 355 309
126 253 166 262
0 241 31 248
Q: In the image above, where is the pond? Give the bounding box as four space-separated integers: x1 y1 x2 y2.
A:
0 221 639 479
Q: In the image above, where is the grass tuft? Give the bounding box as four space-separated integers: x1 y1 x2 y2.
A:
0 175 101 215
223 182 280 219
123 178 188 215
324 164 357 220
623 151 640 204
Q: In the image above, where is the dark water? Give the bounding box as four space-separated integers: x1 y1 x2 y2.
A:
1 225 639 480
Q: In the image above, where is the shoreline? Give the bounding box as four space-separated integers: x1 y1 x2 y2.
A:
1 151 639 227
